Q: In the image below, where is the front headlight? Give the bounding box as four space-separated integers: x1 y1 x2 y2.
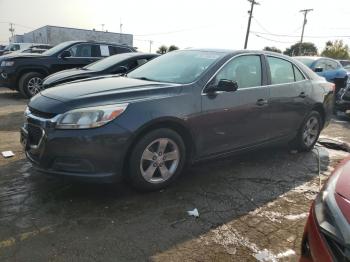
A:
0 61 15 67
56 104 128 129
314 166 350 245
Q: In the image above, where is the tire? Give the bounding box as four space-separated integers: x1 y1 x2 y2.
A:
128 128 186 191
292 111 322 152
18 72 44 98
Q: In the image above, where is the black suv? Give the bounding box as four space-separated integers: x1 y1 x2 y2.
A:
0 41 136 97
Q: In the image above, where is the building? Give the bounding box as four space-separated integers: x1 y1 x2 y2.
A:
10 25 133 46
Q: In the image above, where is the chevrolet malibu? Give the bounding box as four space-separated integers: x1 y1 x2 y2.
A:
21 49 334 191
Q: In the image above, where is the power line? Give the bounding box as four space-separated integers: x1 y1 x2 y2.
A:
254 34 295 44
134 24 213 37
250 30 350 39
252 17 271 34
244 0 260 49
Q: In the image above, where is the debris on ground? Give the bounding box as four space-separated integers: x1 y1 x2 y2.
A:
1 151 15 158
187 208 199 218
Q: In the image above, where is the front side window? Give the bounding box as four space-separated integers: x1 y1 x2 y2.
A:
68 44 101 57
211 55 262 89
268 57 294 84
128 50 225 84
314 60 327 70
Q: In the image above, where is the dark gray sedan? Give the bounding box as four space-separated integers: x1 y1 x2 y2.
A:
22 49 334 191
42 52 159 89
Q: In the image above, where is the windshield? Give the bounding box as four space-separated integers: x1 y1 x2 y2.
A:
295 58 315 68
43 42 75 56
85 54 132 71
127 50 225 84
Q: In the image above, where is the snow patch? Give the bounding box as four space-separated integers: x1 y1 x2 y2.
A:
285 213 308 220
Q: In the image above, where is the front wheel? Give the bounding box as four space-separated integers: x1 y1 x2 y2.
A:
292 111 322 152
128 128 186 191
19 72 44 98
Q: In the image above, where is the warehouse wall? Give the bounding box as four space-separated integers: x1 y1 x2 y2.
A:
11 26 133 47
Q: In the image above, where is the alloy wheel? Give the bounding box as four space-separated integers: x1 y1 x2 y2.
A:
140 138 180 184
302 116 319 147
27 77 43 96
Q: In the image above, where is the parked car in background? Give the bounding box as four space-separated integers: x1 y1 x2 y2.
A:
0 45 6 56
21 49 333 191
335 83 350 114
21 44 53 54
42 53 159 90
339 59 350 67
295 56 348 94
0 43 42 55
0 40 136 97
300 157 350 262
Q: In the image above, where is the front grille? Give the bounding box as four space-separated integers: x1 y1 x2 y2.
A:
29 107 57 119
28 125 43 146
322 233 350 261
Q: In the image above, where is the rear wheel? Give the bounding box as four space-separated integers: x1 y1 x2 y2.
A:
292 111 322 151
128 128 186 191
19 72 44 98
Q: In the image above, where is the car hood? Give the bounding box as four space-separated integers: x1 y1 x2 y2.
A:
2 52 45 59
335 158 350 223
31 77 183 113
43 68 96 86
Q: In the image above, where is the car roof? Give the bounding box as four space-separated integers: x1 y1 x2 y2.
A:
183 48 301 61
62 40 134 47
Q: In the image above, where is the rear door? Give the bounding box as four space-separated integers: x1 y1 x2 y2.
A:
199 54 271 157
265 56 310 138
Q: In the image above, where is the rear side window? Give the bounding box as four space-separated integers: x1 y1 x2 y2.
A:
326 60 338 70
68 44 101 57
293 66 305 81
109 46 131 55
267 57 294 84
213 55 262 89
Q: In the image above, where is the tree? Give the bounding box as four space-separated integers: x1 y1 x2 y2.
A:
263 46 281 53
156 45 168 54
283 42 318 56
321 40 350 60
167 45 179 52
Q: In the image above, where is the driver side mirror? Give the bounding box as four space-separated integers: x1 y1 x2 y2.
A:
314 67 324 73
206 79 238 93
60 50 71 59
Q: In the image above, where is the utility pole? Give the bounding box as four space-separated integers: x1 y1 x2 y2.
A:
101 24 105 31
9 23 15 38
120 19 123 33
149 40 153 53
244 0 260 49
299 9 313 55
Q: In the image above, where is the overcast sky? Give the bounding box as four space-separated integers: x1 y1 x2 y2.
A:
0 0 350 53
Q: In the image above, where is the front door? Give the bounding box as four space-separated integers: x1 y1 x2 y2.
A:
198 54 271 157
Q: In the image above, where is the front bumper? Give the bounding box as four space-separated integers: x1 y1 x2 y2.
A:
21 112 132 183
0 67 17 89
300 204 334 262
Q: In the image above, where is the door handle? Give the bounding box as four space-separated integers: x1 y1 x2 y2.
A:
299 92 307 98
256 98 268 106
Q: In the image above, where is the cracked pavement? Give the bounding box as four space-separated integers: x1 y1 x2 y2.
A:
0 88 349 261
